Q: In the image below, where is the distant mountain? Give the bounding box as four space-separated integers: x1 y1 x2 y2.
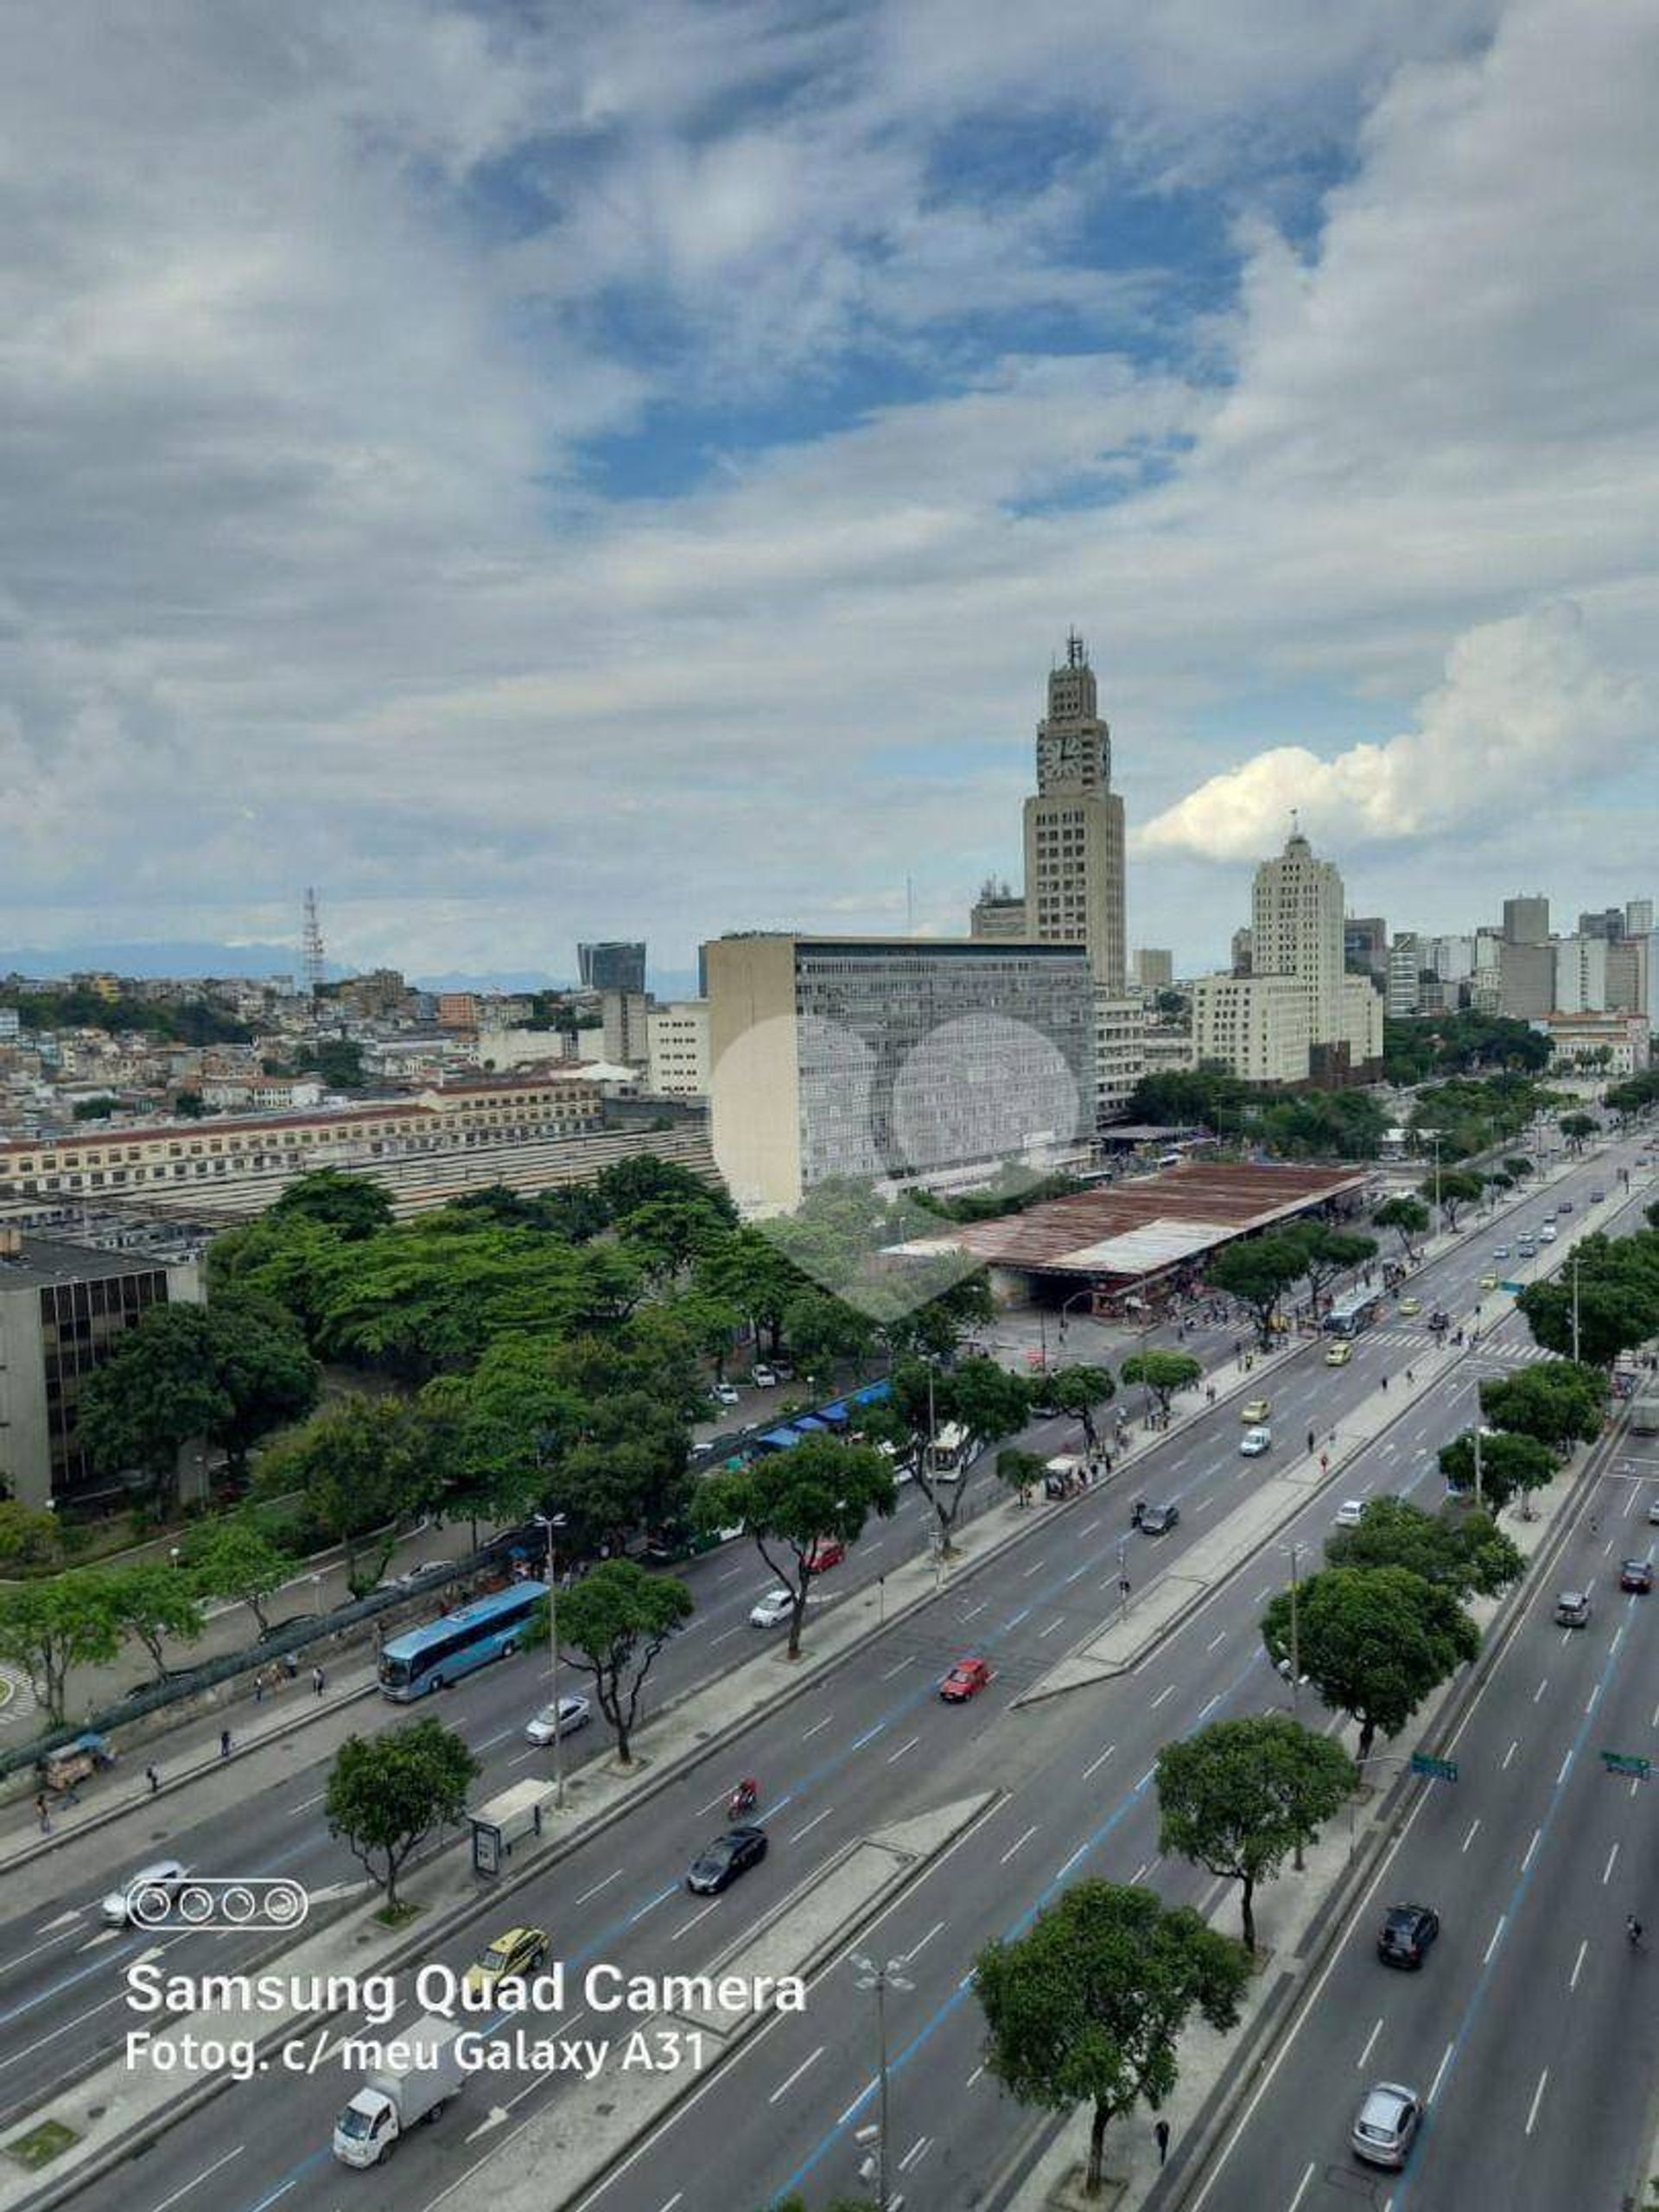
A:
0 939 313 982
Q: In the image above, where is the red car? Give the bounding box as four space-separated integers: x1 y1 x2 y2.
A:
939 1656 993 1702
804 1538 846 1574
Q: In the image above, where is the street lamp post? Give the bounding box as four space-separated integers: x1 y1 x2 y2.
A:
534 1512 564 1809
1571 1251 1581 1366
1285 1540 1306 1867
851 1953 913 2211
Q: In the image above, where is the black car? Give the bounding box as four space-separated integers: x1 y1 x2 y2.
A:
686 1825 768 1895
1377 1903 1440 1969
1134 1502 1179 1535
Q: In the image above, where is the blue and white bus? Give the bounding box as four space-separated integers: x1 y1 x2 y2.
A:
1323 1287 1382 1339
378 1580 548 1700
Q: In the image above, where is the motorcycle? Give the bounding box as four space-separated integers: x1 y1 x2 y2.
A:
728 1779 759 1818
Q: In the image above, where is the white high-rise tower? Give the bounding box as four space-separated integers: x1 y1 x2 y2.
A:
1021 632 1126 992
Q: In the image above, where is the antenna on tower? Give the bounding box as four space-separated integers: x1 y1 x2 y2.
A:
301 887 326 999
1066 627 1087 670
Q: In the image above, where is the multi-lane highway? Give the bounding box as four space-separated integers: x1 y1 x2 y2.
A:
20 1133 1643 2212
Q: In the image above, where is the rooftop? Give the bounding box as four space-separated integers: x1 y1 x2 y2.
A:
0 1232 177 1289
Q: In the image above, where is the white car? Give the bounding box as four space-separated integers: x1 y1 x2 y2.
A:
101 1857 189 1927
749 1588 794 1628
1539 1224 1558 1243
750 1365 779 1389
1334 1499 1366 1529
524 1695 591 1745
1239 1426 1272 1457
708 1382 741 1408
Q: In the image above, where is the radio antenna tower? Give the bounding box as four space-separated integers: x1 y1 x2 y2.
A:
301 887 326 998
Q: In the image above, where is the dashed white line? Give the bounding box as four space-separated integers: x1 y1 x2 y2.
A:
143 2147 246 2212
787 1807 835 1845
960 1601 988 1622
886 1735 920 1764
1356 2016 1382 2069
1461 1818 1482 1853
965 2063 985 2088
880 1656 915 1681
904 1921 945 1963
1428 2038 1457 2103
1198 1693 1223 1720
1038 1617 1068 1639
1000 1824 1039 1866
1586 1684 1603 1716
1021 1560 1046 1580
1533 1676 1549 1704
1149 1684 1175 1709
767 2046 823 2104
671 1899 722 1942
800 1714 835 1741
575 1870 623 1905
1083 1744 1116 1779
1484 1914 1508 1964
1206 1630 1228 1652
1286 2160 1317 2212
1603 1840 1620 1886
897 2136 931 2172
709 1626 744 1648
1503 1738 1519 1770
1524 2066 1549 2135
1569 1939 1588 1991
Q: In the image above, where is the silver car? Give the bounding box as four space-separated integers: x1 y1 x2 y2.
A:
100 1857 189 1927
524 1695 591 1745
1352 2081 1421 2168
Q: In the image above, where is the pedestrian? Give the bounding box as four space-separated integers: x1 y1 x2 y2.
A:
254 1675 264 1706
1103 1449 1114 1477
1380 1372 1389 1392
1205 1384 1216 1406
312 1665 325 1696
1154 2117 1171 2166
35 1793 49 1836
219 1728 232 1759
1406 1367 1414 1387
1319 1452 1329 1475
146 1764 160 1795
1306 1428 1316 1455
283 1651 299 1681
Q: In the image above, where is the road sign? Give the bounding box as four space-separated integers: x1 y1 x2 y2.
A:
1410 1752 1459 1783
1601 1751 1652 1778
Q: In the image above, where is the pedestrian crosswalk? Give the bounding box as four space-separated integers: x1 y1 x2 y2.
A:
0 1663 39 1729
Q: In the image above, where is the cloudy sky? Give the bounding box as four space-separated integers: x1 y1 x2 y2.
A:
2 0 1656 982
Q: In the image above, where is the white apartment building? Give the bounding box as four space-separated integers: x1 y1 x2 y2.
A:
705 933 1095 1214
1141 1028 1198 1077
646 1000 713 1097
1190 974 1313 1084
1535 1012 1650 1076
1021 634 1127 992
1554 933 1609 1014
1094 992 1147 1124
1386 935 1421 1019
1340 974 1385 1066
1252 827 1345 1046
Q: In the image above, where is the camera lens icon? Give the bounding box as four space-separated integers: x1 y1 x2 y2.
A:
123 1876 312 1932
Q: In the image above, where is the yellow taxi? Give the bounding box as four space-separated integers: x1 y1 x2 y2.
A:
1478 1273 1498 1290
1240 1398 1272 1424
463 1925 550 2000
1397 1296 1421 1318
1324 1341 1353 1366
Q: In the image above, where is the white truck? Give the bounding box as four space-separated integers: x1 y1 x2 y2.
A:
332 2016 467 2167
1630 1391 1659 1439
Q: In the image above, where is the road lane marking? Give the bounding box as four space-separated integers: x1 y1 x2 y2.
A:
850 1722 887 1749
1428 2037 1457 2102
1003 1606 1033 1630
1286 2160 1317 2212
1603 1840 1620 1885
1533 1677 1549 1703
1021 1560 1045 1579
1503 1738 1519 1769
628 1885 676 1924
879 1656 915 1681
1569 1939 1587 1991
903 1921 945 1963
670 1899 721 1942
965 2063 985 2088
1038 1617 1068 1639
1524 2066 1549 2135
1057 1842 1089 1879
1150 1684 1175 1709
709 1626 744 1648
1082 1744 1116 1779
1557 1748 1574 1785
1484 1914 1508 1964
898 2136 931 2171
999 1824 1039 1866
1460 1818 1481 1853
142 2146 245 2212
1357 2016 1382 2069
1206 1630 1228 1652
800 1715 835 1741
885 1736 920 1764
960 1601 988 1621
786 1807 835 1844
768 2046 823 2104
1522 1828 1542 1874
575 1870 622 1904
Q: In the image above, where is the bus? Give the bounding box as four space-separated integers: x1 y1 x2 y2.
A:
378 1580 549 1700
1323 1288 1382 1339
927 1422 971 1480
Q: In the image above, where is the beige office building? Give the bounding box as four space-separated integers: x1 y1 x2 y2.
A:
705 933 1094 1214
1094 992 1147 1124
646 1001 713 1097
1021 634 1127 992
1133 949 1174 991
1252 827 1345 1046
1190 974 1313 1084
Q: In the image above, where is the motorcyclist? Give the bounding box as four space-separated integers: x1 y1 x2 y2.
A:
728 1777 759 1816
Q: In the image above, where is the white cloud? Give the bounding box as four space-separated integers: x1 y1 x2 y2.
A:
1136 604 1647 861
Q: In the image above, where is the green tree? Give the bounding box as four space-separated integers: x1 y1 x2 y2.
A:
1261 1566 1480 1764
77 1306 232 1503
695 1227 807 1355
779 1291 874 1392
185 1515 297 1639
108 1561 207 1681
547 1559 695 1764
1517 1258 1659 1368
73 1096 118 1121
1437 1428 1556 1513
1156 1716 1355 1952
0 1502 63 1573
1502 1154 1534 1181
326 1715 480 1910
0 1573 124 1726
268 1168 392 1240
551 1390 693 1557
1208 1236 1310 1350
1283 1226 1378 1306
692 1437 897 1659
1046 1364 1118 1446
1323 1496 1523 1600
975 1881 1251 2196
172 1089 208 1118
1559 1112 1599 1152
257 1398 437 1593
1118 1351 1201 1421
873 1357 1033 1553
1430 1169 1484 1228
1478 1362 1605 1456
202 1297 321 1476
1371 1196 1430 1262
995 1447 1046 1507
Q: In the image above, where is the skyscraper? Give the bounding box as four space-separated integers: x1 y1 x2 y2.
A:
578 941 646 993
1020 632 1126 991
1252 824 1345 1046
1502 895 1549 946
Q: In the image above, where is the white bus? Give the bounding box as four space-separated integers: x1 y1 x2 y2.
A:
927 1422 970 1480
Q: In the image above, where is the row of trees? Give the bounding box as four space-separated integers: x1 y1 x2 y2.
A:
1201 1219 1379 1350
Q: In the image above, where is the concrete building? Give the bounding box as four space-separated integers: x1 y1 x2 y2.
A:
969 880 1028 941
1133 949 1173 992
435 993 480 1031
1427 935 1476 984
0 1009 20 1044
1626 899 1654 938
1344 916 1388 981
1606 934 1658 1020
200 1076 325 1112
1252 826 1345 1046
1230 927 1254 978
1577 907 1625 943
1339 975 1385 1068
705 933 1095 1214
1094 993 1147 1125
0 1230 204 1511
1503 894 1550 945
1190 974 1313 1084
1497 939 1555 1020
1535 1013 1650 1077
474 1027 578 1071
578 942 647 995
1021 633 1127 991
601 989 652 1067
1142 1028 1198 1077
646 1001 713 1097
1553 934 1609 1014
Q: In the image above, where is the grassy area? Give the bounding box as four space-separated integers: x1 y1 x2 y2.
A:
374 1899 423 1929
4 2119 78 2171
